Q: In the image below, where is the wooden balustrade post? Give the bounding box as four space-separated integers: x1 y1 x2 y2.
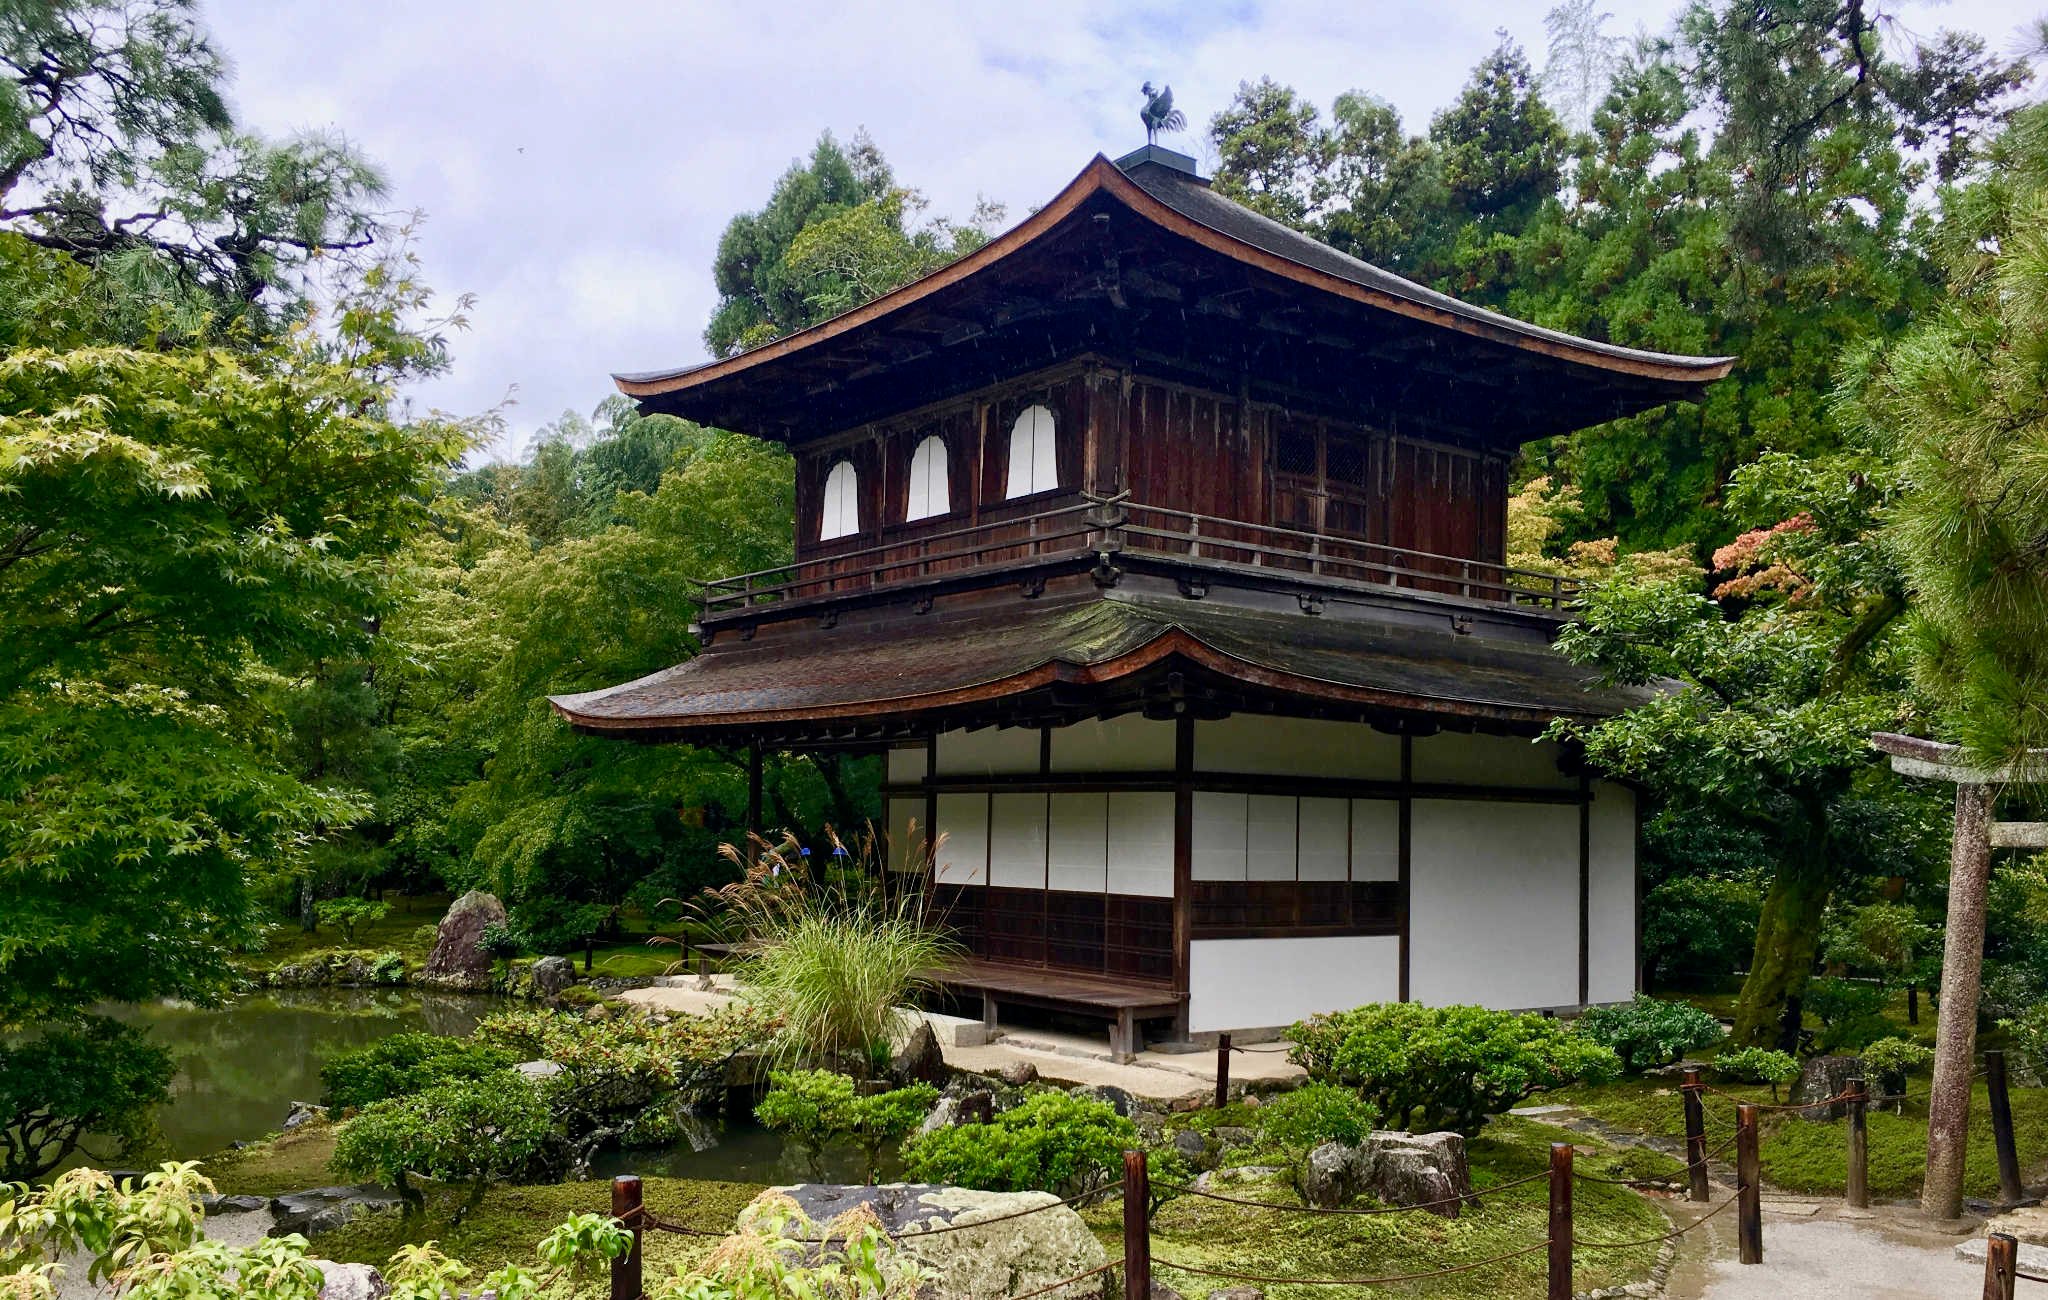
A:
1214 1033 1232 1109
1846 1077 1869 1210
1548 1142 1574 1300
1123 1150 1151 1300
1681 1069 1710 1203
1989 1050 2024 1206
1987 1231 2018 1300
1736 1104 1762 1265
610 1174 643 1300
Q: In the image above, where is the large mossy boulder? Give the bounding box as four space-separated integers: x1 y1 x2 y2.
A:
421 890 506 990
742 1183 1106 1300
1794 1054 1863 1121
1301 1130 1473 1215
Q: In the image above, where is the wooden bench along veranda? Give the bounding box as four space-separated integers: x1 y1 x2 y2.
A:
930 958 1187 1063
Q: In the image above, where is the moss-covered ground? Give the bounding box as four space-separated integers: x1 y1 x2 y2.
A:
199 1122 346 1197
1084 1115 1671 1300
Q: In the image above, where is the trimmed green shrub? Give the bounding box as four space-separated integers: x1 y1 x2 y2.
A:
1715 1047 1800 1099
319 1032 516 1110
901 1091 1135 1195
1860 1037 1934 1099
331 1073 560 1195
1290 1003 1621 1135
1258 1082 1379 1194
1803 977 1892 1052
754 1068 938 1181
1572 995 1724 1074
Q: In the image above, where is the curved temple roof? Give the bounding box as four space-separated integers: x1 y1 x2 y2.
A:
617 153 1732 440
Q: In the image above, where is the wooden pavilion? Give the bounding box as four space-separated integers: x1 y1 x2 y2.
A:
552 145 1733 1054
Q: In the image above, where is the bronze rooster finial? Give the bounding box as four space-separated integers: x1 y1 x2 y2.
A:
1140 82 1186 145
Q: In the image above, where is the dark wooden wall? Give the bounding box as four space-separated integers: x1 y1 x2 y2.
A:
787 360 1510 579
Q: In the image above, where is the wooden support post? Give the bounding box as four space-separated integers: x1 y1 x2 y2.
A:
745 742 763 865
1846 1077 1869 1210
1928 781 1995 1219
1736 1104 1762 1265
1215 1033 1232 1110
1123 1149 1151 1300
1548 1142 1574 1300
1682 1069 1711 1203
1990 1050 2025 1206
1987 1231 2018 1300
1908 982 1920 1025
610 1174 643 1300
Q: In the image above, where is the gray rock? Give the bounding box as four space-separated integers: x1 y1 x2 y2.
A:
1367 1147 1460 1218
1069 1084 1134 1118
314 1259 390 1300
1171 1129 1208 1163
269 1186 404 1238
1146 1284 1186 1300
200 1193 271 1215
1303 1141 1368 1208
1193 1165 1286 1189
917 1095 961 1136
283 1101 327 1131
1372 1130 1472 1204
1210 1125 1256 1151
1794 1055 1864 1121
530 955 577 998
515 1059 565 1080
743 1184 1106 1300
957 1090 995 1125
1208 1289 1264 1300
421 890 506 990
893 1019 946 1085
997 1059 1038 1086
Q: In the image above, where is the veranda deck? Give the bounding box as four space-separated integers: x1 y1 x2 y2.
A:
930 957 1186 1063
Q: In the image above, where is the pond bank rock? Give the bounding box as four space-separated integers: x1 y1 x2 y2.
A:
1794 1055 1864 1120
268 1185 404 1237
1302 1131 1472 1215
420 890 506 990
743 1183 1107 1300
529 954 577 998
314 1260 390 1300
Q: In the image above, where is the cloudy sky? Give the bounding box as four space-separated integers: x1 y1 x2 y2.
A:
205 0 2040 460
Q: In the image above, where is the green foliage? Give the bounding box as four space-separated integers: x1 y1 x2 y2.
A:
753 1070 937 1182
1859 1037 1933 1096
712 833 957 1071
472 1007 772 1104
0 1016 174 1182
1290 1003 1621 1135
662 1192 934 1300
1641 873 1761 986
2002 1003 2048 1077
508 897 610 956
332 1074 560 1191
319 1032 517 1111
316 897 392 945
1257 1082 1380 1193
901 1091 1136 1196
1821 903 1935 984
1715 1047 1800 1098
1801 978 1892 1052
1572 996 1724 1074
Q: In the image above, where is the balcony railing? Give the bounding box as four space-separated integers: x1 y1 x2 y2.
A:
698 495 1582 616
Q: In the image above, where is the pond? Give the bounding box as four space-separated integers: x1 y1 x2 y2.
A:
107 988 510 1162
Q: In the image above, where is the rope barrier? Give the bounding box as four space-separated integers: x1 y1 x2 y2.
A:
887 1187 1108 1240
1005 1260 1118 1300
1154 1166 1552 1216
1700 1083 1863 1112
1571 1190 1739 1250
640 1210 727 1239
1153 1238 1551 1287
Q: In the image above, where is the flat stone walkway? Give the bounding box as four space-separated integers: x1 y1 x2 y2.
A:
614 981 1303 1102
1648 1187 1988 1299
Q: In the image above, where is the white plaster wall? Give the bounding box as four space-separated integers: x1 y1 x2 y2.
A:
1409 798 1579 1008
1196 715 1401 780
1247 794 1295 881
1106 792 1174 897
933 792 987 885
886 745 928 785
1298 798 1349 881
1587 781 1638 1003
936 726 1040 776
1048 792 1109 893
1410 732 1575 790
1050 714 1175 772
988 792 1047 887
1191 791 1247 881
1349 799 1400 881
1190 936 1401 1033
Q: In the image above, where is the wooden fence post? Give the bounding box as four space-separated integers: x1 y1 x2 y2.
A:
1681 1069 1710 1203
610 1174 643 1300
1989 1050 2024 1206
1986 1231 2018 1300
1736 1104 1762 1265
1123 1150 1151 1300
1215 1034 1232 1110
1846 1077 1869 1210
1548 1142 1574 1300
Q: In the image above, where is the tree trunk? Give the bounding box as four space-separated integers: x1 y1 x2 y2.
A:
1924 781 1994 1220
1732 859 1832 1049
299 875 318 933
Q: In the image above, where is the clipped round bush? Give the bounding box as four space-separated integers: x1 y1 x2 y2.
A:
1290 1003 1620 1135
319 1031 517 1110
1258 1082 1379 1192
332 1072 560 1192
901 1090 1135 1195
1714 1046 1800 1097
1859 1036 1933 1097
1572 995 1724 1074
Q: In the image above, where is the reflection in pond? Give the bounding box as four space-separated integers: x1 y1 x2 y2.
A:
104 989 509 1162
587 1112 907 1187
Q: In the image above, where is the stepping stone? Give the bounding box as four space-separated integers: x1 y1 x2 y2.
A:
1510 1104 1574 1116
1764 1201 1822 1216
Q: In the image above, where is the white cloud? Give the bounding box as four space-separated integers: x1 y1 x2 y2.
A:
201 0 2038 459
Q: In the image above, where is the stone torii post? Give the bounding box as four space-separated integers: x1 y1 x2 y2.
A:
1870 732 2048 1219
